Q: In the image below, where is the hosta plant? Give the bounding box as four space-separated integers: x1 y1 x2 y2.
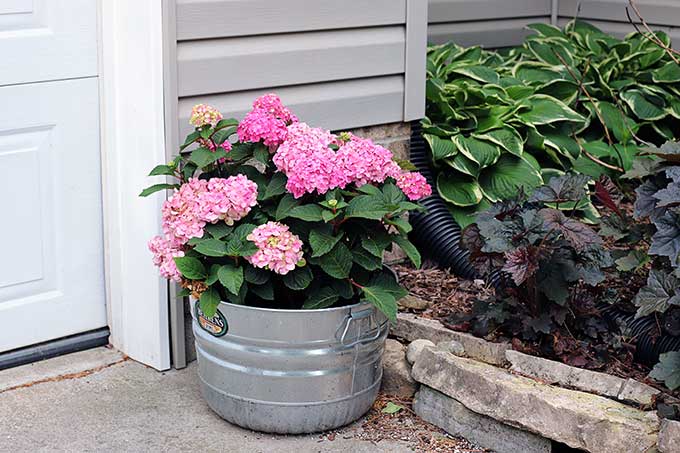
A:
459 174 613 341
140 95 431 323
425 20 680 227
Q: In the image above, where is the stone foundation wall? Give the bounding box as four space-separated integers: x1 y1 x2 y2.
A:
344 122 412 161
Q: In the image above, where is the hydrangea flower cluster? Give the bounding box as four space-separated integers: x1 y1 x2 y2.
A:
246 222 304 275
336 135 402 187
272 123 339 198
148 235 185 282
189 104 223 128
238 94 298 147
395 171 432 200
272 124 431 200
149 175 258 280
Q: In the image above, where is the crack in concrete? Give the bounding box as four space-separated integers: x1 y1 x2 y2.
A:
0 356 130 394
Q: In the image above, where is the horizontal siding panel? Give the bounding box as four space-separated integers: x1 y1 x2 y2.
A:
558 0 680 27
429 17 550 47
177 27 405 97
556 18 680 43
177 76 405 137
176 0 407 40
429 0 551 23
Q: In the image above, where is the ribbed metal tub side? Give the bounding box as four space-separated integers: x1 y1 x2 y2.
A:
192 300 388 434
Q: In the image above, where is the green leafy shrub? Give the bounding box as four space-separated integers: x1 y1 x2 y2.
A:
425 20 680 227
459 174 613 341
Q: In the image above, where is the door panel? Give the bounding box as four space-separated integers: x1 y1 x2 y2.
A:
0 78 106 352
0 0 97 86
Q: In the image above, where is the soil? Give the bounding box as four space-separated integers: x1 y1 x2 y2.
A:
327 392 489 453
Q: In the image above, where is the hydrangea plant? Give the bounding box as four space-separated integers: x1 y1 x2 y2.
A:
141 94 431 322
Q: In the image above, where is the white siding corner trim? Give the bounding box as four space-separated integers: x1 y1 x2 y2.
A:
99 0 171 370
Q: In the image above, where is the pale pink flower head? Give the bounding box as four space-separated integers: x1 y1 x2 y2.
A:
396 171 432 200
148 235 184 282
201 175 258 225
161 178 210 243
336 136 401 187
272 123 339 198
190 104 223 128
160 175 258 245
246 221 304 275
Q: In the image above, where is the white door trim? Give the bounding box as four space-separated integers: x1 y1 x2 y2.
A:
98 0 170 370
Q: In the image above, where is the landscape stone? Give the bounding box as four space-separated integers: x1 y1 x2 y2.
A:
406 339 435 364
506 350 660 406
393 313 510 366
412 347 659 452
437 340 465 356
658 418 680 453
398 295 431 311
414 386 552 453
618 378 660 406
381 339 418 398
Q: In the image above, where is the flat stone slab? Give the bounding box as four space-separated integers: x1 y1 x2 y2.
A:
506 350 659 406
415 386 551 453
659 418 680 453
412 347 659 453
394 313 510 366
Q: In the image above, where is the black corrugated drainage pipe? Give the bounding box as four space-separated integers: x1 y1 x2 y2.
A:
408 121 678 365
408 122 477 280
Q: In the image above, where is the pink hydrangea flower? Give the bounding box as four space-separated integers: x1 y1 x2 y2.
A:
252 93 298 124
237 108 289 147
204 139 232 164
189 104 223 128
148 235 184 282
395 172 432 200
246 222 304 275
161 176 258 245
237 94 298 147
336 135 401 187
273 123 339 198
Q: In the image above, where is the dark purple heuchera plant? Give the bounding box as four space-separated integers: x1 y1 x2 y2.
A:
140 94 432 323
460 173 613 342
620 141 680 390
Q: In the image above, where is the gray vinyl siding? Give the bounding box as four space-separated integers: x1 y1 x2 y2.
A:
169 0 428 140
558 0 680 43
427 0 553 47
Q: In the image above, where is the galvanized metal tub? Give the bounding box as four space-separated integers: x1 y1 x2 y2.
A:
191 300 388 434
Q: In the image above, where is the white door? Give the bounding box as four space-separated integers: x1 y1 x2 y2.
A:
0 0 106 352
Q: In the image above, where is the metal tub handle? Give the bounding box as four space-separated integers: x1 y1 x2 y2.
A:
336 308 386 348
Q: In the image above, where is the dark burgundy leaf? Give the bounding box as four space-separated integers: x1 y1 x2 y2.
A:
502 246 540 285
539 208 603 251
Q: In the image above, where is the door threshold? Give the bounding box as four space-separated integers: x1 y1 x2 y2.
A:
0 328 110 371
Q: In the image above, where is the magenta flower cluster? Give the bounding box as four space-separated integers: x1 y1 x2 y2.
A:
246 221 304 275
395 171 432 200
272 122 431 200
189 104 223 128
237 93 298 147
149 175 258 281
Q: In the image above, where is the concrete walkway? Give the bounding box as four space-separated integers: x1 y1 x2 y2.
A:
0 347 414 453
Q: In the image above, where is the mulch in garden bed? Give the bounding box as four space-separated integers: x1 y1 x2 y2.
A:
392 262 664 390
324 392 488 453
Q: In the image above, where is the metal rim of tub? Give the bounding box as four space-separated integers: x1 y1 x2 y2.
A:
191 299 388 434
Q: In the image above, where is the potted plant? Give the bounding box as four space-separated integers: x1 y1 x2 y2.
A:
140 95 431 433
